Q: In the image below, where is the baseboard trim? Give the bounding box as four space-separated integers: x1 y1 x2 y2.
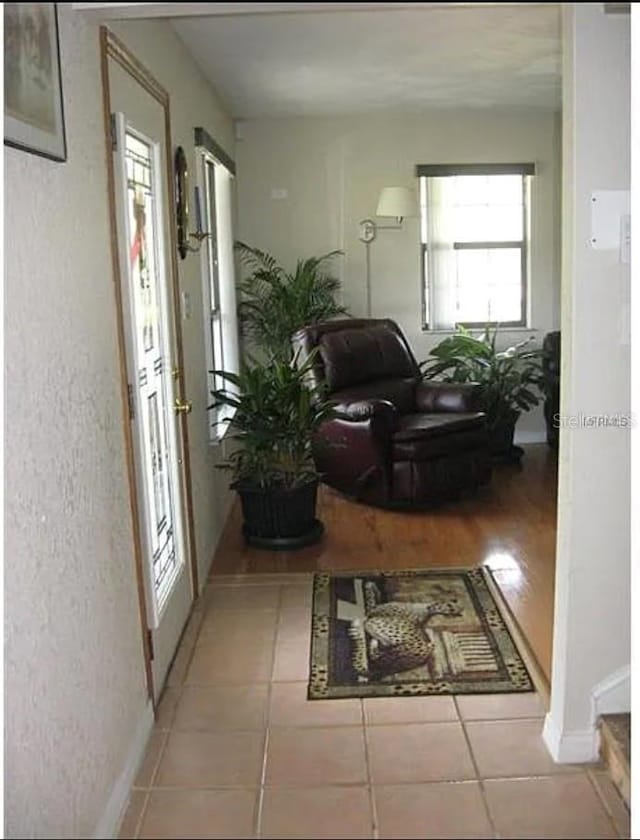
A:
591 665 630 721
542 712 600 763
93 700 154 839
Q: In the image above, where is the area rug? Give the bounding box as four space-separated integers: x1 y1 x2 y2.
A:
308 567 534 699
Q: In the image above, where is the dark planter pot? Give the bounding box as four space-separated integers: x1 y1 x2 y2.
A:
489 412 523 464
234 478 324 551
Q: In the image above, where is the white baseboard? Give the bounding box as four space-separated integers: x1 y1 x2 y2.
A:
93 700 154 839
514 429 547 445
591 664 630 720
542 713 601 763
542 666 630 766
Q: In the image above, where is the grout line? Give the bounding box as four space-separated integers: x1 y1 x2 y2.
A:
454 697 499 839
361 703 380 840
254 583 284 838
146 729 169 789
133 777 589 792
143 781 379 791
584 767 628 839
255 729 269 839
132 789 150 840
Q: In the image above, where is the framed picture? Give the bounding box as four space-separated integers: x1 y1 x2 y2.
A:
4 3 67 162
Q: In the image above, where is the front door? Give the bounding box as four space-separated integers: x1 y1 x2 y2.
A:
106 43 194 702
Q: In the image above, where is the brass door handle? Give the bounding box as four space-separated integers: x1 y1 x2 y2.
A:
174 398 192 415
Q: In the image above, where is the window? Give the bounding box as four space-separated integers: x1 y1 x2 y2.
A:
418 163 534 331
196 128 240 442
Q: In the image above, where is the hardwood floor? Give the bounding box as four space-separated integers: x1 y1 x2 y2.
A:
211 443 558 684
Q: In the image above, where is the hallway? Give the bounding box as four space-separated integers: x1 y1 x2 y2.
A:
213 444 558 684
119 574 628 838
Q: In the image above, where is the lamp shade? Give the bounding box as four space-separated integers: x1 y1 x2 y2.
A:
376 186 417 219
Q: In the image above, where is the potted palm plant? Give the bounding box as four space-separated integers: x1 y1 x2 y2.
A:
235 241 348 361
420 325 545 461
209 353 335 550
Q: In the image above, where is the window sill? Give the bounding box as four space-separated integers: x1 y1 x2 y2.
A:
208 407 236 447
422 326 539 335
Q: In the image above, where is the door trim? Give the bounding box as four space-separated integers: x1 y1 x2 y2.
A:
99 26 200 700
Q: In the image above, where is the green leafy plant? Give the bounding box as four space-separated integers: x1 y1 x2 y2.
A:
208 352 335 490
235 241 348 361
420 325 545 446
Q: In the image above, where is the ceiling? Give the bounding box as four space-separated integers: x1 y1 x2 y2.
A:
171 4 561 118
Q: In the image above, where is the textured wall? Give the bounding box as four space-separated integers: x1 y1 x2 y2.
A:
110 19 236 588
4 7 148 837
236 109 561 440
5 9 236 837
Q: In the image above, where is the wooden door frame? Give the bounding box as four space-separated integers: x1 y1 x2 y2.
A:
99 25 199 702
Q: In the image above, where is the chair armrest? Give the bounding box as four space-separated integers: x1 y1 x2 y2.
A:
331 398 398 431
313 410 393 503
415 381 483 413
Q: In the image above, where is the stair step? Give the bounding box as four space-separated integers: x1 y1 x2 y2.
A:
599 713 630 808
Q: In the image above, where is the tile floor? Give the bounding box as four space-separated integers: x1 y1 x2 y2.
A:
119 574 630 839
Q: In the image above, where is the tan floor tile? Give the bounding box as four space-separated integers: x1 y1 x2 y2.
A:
198 606 278 639
271 638 311 682
280 582 314 609
209 573 312 586
270 682 362 727
374 781 493 839
266 726 367 786
134 731 167 788
484 775 617 838
208 584 281 611
367 723 475 784
138 788 257 839
187 611 276 684
261 786 372 838
465 719 578 778
272 608 312 682
173 684 268 731
364 696 458 725
589 771 631 838
456 692 545 721
276 606 313 638
187 639 274 685
118 789 147 838
155 730 265 787
154 687 180 730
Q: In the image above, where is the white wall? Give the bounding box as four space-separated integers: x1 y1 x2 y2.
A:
4 7 147 836
236 109 561 440
543 4 630 763
5 8 234 837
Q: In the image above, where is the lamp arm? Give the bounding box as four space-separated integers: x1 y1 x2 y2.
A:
358 217 405 242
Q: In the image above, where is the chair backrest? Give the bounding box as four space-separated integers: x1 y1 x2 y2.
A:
542 330 561 379
292 318 420 396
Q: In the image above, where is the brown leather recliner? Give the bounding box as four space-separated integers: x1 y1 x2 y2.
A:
292 318 492 508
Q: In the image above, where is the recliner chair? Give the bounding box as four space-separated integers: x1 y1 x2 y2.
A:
292 318 492 508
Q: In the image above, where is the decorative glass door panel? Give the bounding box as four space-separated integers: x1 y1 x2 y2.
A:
117 118 185 627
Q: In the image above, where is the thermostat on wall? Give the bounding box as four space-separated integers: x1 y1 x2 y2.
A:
590 190 630 253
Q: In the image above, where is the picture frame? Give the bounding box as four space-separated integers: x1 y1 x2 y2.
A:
4 3 67 162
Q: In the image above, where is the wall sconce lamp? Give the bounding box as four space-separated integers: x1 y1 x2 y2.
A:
358 186 417 243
